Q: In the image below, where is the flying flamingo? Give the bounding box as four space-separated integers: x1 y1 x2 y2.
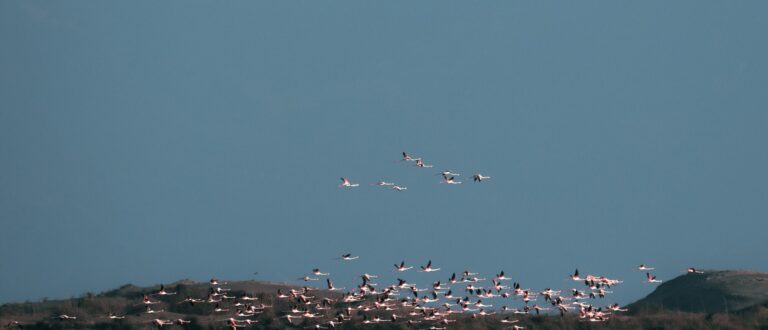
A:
155 284 176 296
327 279 345 291
420 260 441 272
687 267 705 274
373 181 395 187
402 152 420 162
416 159 434 168
394 261 413 272
153 319 174 327
338 253 359 261
440 176 461 185
646 272 662 283
108 313 125 320
339 178 359 188
570 269 583 281
312 268 330 276
473 174 491 182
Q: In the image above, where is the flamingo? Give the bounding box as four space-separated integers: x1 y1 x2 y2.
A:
361 273 379 281
394 261 413 272
339 178 359 188
420 260 441 272
609 303 628 312
440 176 461 184
55 315 77 321
327 279 345 291
179 296 204 305
646 272 662 283
338 253 359 261
473 174 491 182
5 321 21 329
239 294 258 301
213 303 229 313
373 181 395 187
495 270 512 281
312 268 330 276
402 152 420 162
687 267 705 274
153 319 174 327
500 316 519 323
225 318 245 329
396 278 413 289
570 269 583 281
143 295 159 305
155 284 176 296
416 159 434 168
144 306 163 314
283 314 302 324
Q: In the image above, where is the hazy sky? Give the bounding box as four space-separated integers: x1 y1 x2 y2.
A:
1 1 767 305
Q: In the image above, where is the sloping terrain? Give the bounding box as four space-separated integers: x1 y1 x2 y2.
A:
0 279 317 329
628 270 768 314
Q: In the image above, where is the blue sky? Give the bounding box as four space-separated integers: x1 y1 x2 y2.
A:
1 1 767 305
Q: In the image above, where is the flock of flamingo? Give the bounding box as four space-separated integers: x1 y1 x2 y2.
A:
5 152 707 329
23 260 706 329
339 152 491 191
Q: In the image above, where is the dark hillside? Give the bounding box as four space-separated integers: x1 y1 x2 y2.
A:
628 270 768 314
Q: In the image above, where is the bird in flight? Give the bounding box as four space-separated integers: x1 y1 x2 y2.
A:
154 284 176 296
179 296 204 305
5 321 21 329
338 253 359 261
143 295 159 305
440 170 461 177
326 279 345 291
637 264 655 271
415 159 434 168
394 261 413 272
153 319 174 327
144 306 164 314
312 268 330 276
495 270 511 281
419 260 441 272
373 181 395 187
609 303 629 312
55 315 77 321
646 272 663 283
570 269 583 281
440 175 461 185
402 151 420 162
339 178 359 188
687 267 705 274
473 174 491 182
